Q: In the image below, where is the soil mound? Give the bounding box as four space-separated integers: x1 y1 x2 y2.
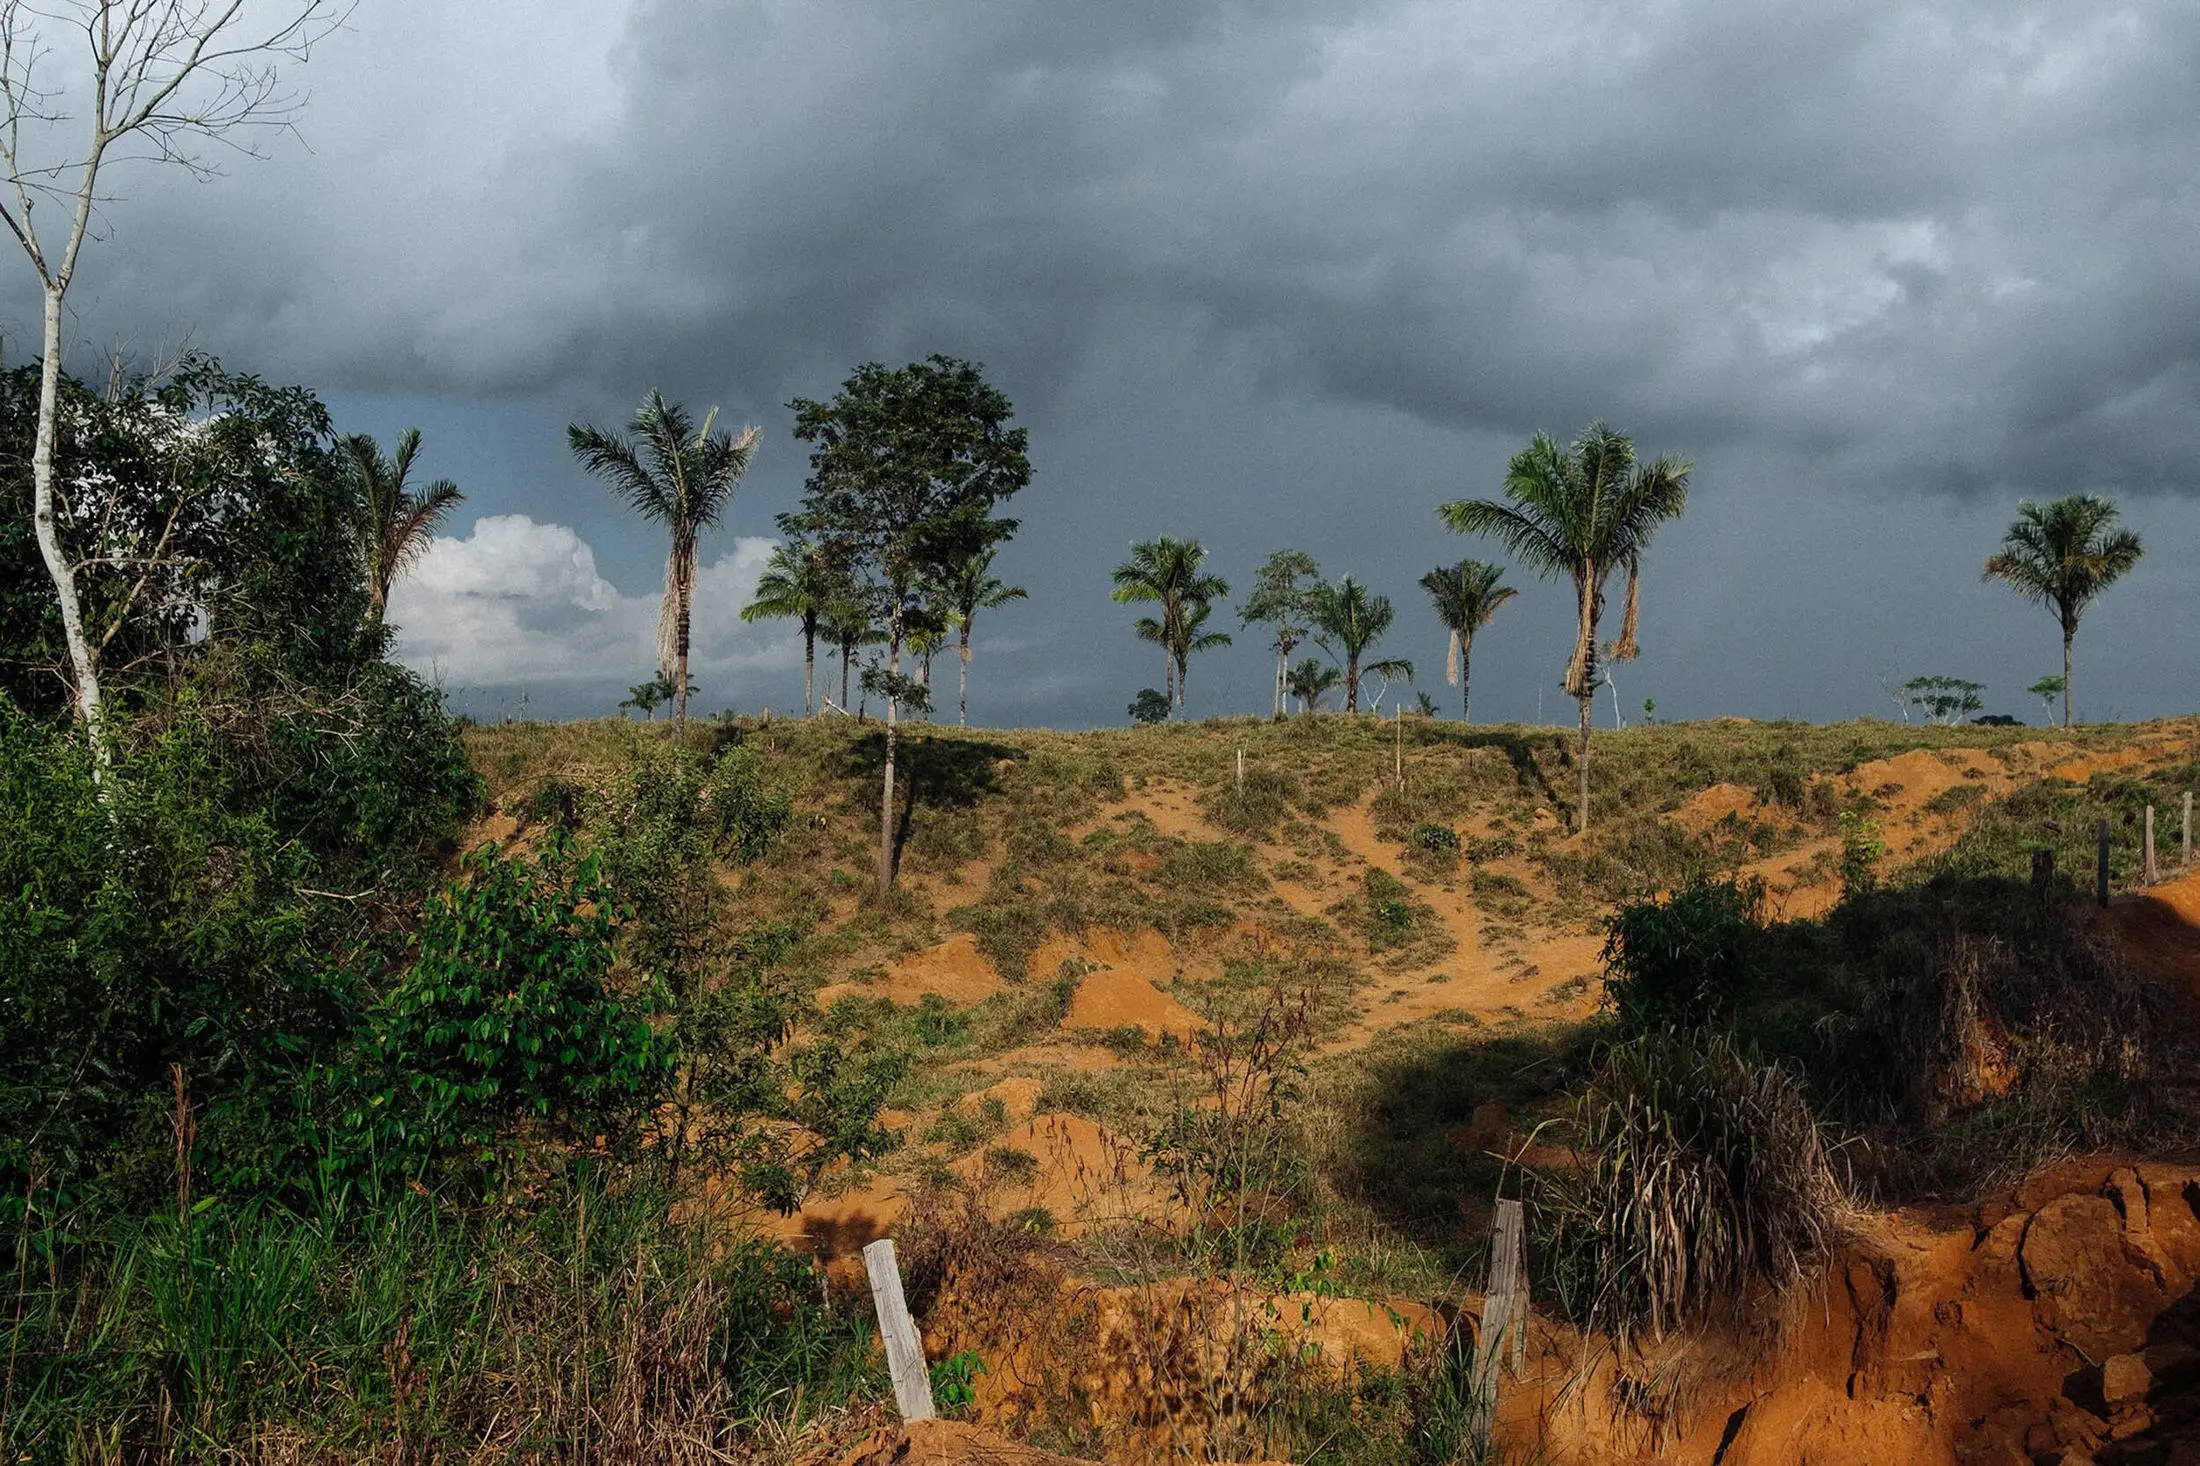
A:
948 1113 1163 1233
1672 781 1765 833
818 933 1005 1009
1065 969 1207 1043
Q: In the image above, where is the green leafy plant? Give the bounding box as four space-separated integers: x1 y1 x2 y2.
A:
929 1349 988 1417
1602 875 1766 1034
1839 810 1886 893
351 834 669 1168
1128 687 1171 725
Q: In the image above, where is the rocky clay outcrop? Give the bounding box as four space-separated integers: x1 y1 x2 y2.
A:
1508 1163 2200 1464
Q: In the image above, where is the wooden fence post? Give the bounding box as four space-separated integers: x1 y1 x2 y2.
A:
1471 1197 1528 1450
862 1238 935 1422
2030 848 2055 912
2185 792 2192 868
2098 819 2111 909
2145 805 2158 887
1236 747 1245 798
1394 707 1404 788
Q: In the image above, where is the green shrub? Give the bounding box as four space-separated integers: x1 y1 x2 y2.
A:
1601 875 1767 1034
1410 823 1459 854
351 836 670 1167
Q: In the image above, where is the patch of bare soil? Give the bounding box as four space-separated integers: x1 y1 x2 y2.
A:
816 932 1006 1008
1746 738 2198 920
2112 867 2200 1000
1671 781 1767 834
833 1419 1086 1466
947 1113 1165 1235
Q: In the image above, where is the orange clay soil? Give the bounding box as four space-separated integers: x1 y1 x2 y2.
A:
832 1419 1086 1466
1500 1161 2200 1465
816 932 1007 1009
2113 867 2200 999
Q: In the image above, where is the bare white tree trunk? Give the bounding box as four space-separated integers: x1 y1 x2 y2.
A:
31 283 104 758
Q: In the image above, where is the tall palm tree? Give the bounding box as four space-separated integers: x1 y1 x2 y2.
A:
1440 422 1691 833
1420 559 1517 723
1982 495 2143 727
1111 536 1229 716
342 427 463 636
569 392 761 742
742 541 833 716
1309 576 1412 714
945 544 1027 727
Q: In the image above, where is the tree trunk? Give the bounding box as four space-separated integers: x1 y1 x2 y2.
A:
958 627 971 727
1273 649 1286 720
878 606 903 896
842 645 853 715
674 575 691 745
803 624 816 717
2062 624 2074 728
1346 652 1359 714
1576 690 1593 834
1461 639 1472 724
32 284 106 769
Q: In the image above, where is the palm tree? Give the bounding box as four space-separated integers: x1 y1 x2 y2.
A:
1440 422 1691 833
568 392 761 742
742 541 834 716
1111 536 1229 715
1309 576 1412 714
1419 559 1516 723
945 545 1026 726
342 427 463 635
1982 495 2143 727
1169 600 1233 714
821 594 883 717
1286 657 1342 718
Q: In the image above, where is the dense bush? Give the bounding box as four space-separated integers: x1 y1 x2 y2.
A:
349 837 671 1170
1601 875 1767 1033
0 675 475 1209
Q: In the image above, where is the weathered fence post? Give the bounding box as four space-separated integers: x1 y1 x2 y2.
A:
2098 819 2111 909
1236 747 1245 798
2031 848 2055 911
1394 706 1404 788
2185 792 2193 868
863 1238 935 1422
1470 1197 1528 1450
2145 805 2158 887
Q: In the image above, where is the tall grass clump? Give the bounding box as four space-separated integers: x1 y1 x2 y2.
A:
1545 1033 1847 1343
4 1169 880 1461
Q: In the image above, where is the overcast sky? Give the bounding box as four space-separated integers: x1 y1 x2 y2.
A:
10 0 2198 727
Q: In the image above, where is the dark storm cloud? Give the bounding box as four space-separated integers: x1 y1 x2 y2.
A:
9 0 2197 726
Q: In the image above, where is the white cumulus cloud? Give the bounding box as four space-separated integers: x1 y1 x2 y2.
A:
385 515 795 713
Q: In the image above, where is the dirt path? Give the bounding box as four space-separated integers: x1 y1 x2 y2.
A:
1325 794 1601 1045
